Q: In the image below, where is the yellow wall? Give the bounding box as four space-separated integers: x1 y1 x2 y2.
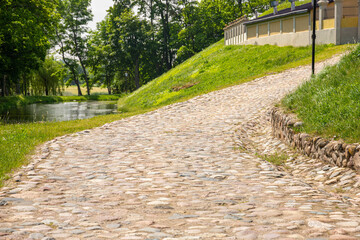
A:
247 25 257 39
296 15 309 32
341 17 358 28
270 21 280 35
323 19 335 29
259 23 268 37
282 18 293 33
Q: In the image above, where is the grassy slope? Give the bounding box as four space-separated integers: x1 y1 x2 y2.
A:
282 44 360 143
259 0 312 17
119 40 349 112
0 95 121 113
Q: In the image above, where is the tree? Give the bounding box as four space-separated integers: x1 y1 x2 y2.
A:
31 57 66 96
0 0 59 96
56 0 93 96
117 10 153 89
87 18 117 94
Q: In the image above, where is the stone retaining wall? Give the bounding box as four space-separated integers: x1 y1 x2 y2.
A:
271 107 360 172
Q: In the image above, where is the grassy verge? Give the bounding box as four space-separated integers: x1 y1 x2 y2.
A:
0 95 121 113
282 44 360 143
0 108 154 184
118 39 351 113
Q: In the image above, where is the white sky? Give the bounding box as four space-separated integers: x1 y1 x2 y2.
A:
89 0 114 30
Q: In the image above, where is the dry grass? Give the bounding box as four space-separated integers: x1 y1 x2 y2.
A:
63 86 109 96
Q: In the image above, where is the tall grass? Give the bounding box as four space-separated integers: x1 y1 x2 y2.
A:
282 44 360 143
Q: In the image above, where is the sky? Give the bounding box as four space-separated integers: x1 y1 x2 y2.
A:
88 0 114 30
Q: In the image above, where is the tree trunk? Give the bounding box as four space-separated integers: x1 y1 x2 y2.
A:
79 58 90 95
16 77 21 95
105 73 112 95
73 73 82 96
134 58 140 89
160 2 171 71
24 77 27 96
237 0 243 16
1 75 5 97
45 82 49 96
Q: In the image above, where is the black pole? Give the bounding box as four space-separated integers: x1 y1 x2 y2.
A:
312 0 316 75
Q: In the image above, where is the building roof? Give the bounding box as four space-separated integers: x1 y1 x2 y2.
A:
224 0 334 28
223 16 248 30
244 4 311 25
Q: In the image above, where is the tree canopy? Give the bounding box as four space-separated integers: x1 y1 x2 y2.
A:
0 0 272 97
0 0 59 96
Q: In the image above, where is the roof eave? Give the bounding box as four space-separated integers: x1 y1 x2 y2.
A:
244 9 309 25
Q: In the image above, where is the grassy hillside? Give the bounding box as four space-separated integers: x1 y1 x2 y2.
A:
118 40 349 112
282 44 360 143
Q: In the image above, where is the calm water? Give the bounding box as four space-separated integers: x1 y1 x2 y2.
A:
1 101 118 123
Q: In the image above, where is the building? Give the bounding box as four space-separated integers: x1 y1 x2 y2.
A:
224 0 360 46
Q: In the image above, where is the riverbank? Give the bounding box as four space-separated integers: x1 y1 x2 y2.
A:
0 95 121 113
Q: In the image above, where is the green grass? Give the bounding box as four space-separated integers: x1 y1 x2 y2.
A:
259 0 312 17
118 39 350 113
0 95 121 113
257 152 289 166
282 44 360 143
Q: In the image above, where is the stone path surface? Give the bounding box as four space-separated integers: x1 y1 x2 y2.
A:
2 55 360 240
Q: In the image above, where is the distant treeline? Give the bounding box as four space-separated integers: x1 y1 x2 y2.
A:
0 0 270 97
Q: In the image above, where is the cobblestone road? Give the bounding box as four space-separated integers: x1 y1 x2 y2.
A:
2 55 360 240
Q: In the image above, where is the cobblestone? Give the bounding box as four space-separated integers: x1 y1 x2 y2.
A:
2 55 360 239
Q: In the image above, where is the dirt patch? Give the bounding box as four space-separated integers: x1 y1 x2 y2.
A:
171 82 198 92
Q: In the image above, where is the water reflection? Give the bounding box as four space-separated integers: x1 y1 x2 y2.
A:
1 101 118 123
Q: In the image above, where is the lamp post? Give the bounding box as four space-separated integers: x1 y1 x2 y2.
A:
312 0 317 75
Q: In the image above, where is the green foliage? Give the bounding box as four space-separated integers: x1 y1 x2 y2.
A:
0 0 59 95
94 0 249 93
176 46 195 65
259 0 312 17
282 44 360 143
30 57 66 96
118 40 349 112
87 17 116 94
